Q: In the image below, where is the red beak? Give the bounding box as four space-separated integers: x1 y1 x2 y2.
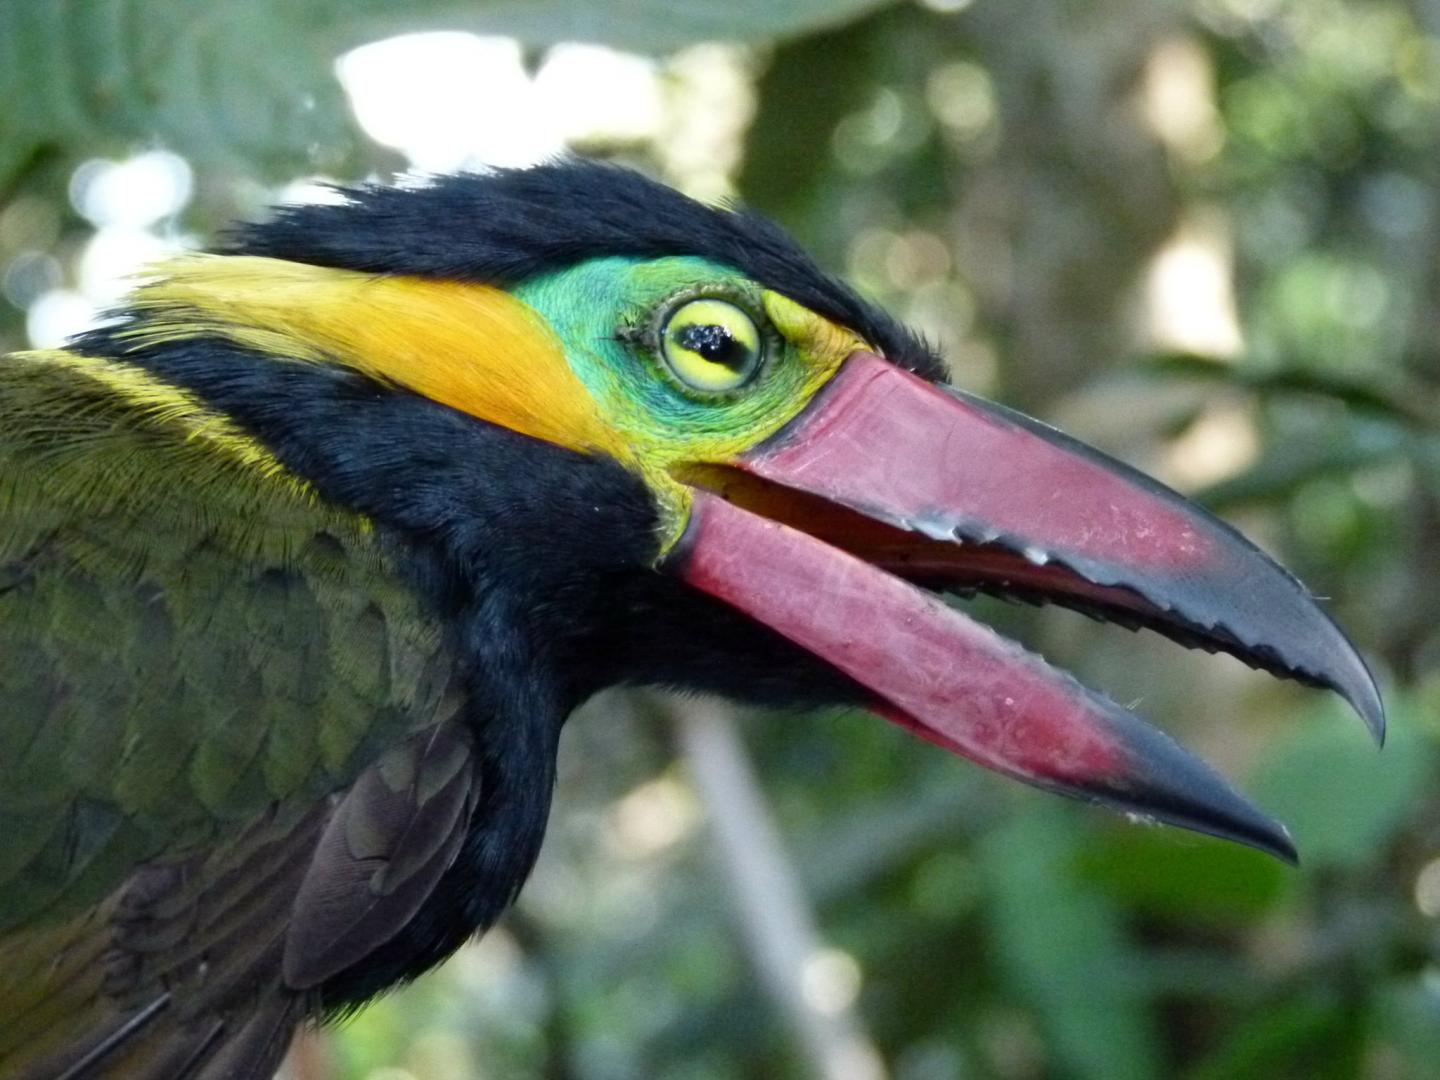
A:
668 352 1383 861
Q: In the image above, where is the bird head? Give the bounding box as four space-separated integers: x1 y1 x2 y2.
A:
91 161 1382 862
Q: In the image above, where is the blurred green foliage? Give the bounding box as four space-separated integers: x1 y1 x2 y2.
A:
0 0 892 191
3 1 1439 1078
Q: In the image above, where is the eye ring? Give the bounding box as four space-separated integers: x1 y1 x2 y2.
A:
657 297 765 394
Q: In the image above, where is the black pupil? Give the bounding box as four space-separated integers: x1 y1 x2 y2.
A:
677 322 750 372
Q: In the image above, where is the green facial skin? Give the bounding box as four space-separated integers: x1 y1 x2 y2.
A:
513 256 846 470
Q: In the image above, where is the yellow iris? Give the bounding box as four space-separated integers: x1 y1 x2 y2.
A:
660 298 764 393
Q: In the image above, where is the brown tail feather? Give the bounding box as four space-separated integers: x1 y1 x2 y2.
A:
190 997 303 1080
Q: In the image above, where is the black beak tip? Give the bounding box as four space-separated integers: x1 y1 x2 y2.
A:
1098 786 1299 865
1158 794 1299 866
1228 815 1299 867
1097 705 1303 865
1280 604 1385 746
1347 670 1387 748
1315 634 1386 746
1275 833 1301 867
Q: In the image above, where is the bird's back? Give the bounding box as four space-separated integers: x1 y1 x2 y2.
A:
0 347 457 1077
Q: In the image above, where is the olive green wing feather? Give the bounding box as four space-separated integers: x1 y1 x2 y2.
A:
0 350 473 1077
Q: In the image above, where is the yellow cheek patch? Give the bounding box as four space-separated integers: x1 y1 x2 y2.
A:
124 255 630 464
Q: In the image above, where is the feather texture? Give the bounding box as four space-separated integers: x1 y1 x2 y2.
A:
285 725 479 989
0 348 461 1077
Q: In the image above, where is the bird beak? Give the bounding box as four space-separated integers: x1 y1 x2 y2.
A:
669 352 1384 861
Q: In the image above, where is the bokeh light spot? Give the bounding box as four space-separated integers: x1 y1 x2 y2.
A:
26 290 96 348
926 61 996 140
1414 858 1440 917
801 947 863 1015
338 33 563 170
2 251 62 310
69 151 193 229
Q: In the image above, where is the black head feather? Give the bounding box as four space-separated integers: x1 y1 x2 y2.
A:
224 159 943 380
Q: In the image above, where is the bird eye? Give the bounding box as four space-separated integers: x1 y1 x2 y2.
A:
659 298 764 394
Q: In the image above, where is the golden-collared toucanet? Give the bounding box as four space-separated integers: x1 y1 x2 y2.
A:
0 162 1383 1079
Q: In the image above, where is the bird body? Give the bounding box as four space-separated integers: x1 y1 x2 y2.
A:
0 162 1381 1078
